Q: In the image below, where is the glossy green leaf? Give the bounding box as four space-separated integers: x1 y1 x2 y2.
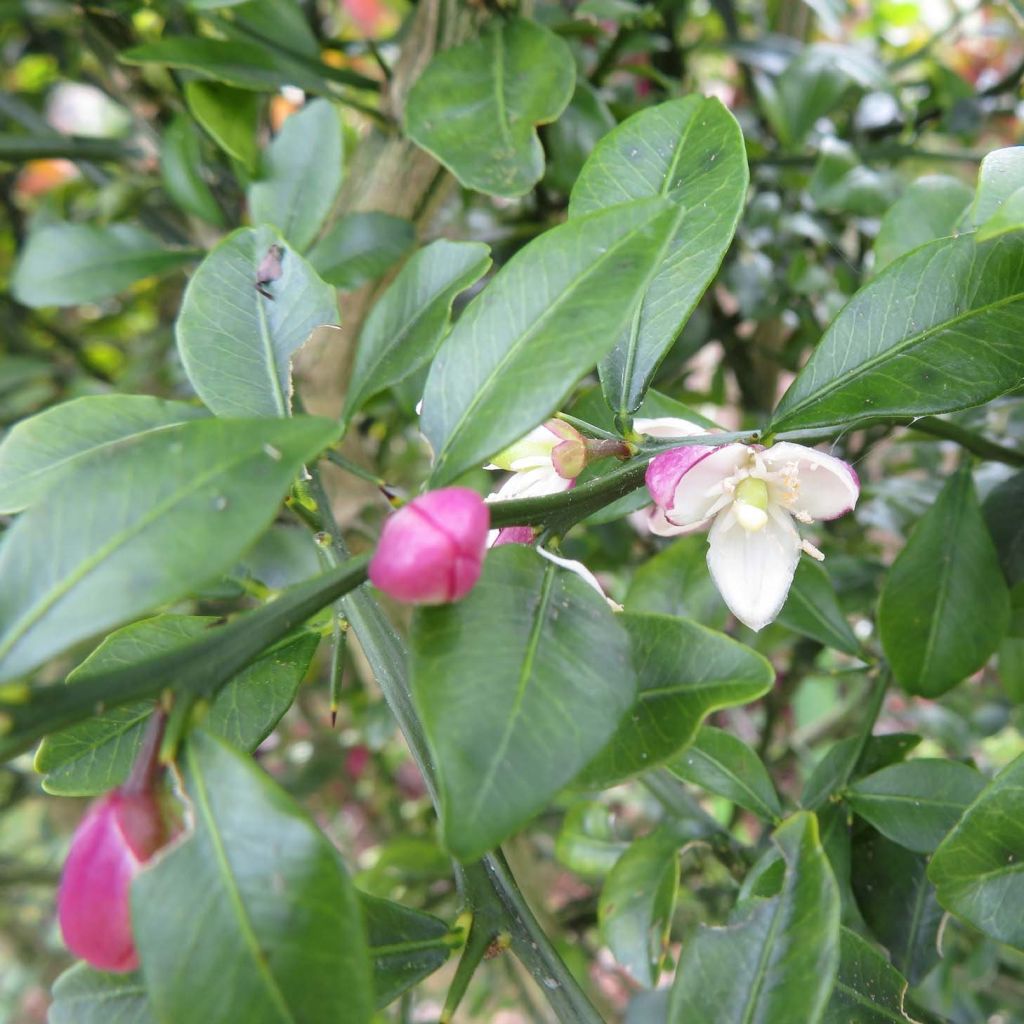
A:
0 416 339 683
599 827 681 987
344 239 491 425
48 963 156 1024
569 96 748 416
852 830 942 985
879 468 1010 697
977 185 1024 241
0 395 206 514
307 211 415 289
846 759 986 854
177 225 338 417
422 196 678 487
184 80 261 171
770 232 1024 433
10 222 196 308
248 99 343 251
0 555 368 761
983 469 1024 586
160 114 226 226
35 615 317 795
823 928 921 1024
543 81 616 194
411 545 636 861
580 612 773 787
361 891 452 1007
802 733 922 812
872 175 972 273
133 731 374 1024
970 146 1024 226
777 558 861 656
928 752 1024 950
669 725 782 822
404 17 575 198
669 812 840 1024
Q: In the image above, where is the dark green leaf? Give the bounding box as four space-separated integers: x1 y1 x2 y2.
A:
404 17 575 198
872 175 972 273
846 760 986 854
248 99 343 251
10 223 196 308
928 752 1024 950
411 545 636 861
580 612 773 787
0 416 339 683
879 468 1010 697
307 211 415 289
344 239 491 425
48 963 155 1024
184 80 261 171
823 928 921 1024
569 96 748 416
983 470 1024 586
133 731 373 1024
599 827 681 987
543 81 616 194
999 584 1024 701
669 812 840 1024
770 233 1024 433
422 196 678 487
669 725 782 822
160 114 226 226
0 395 206 514
802 733 922 812
778 558 861 656
177 226 338 417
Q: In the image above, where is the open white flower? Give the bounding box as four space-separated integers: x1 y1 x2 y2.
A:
645 439 859 632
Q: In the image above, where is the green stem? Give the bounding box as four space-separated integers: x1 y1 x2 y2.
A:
323 448 387 486
554 412 622 442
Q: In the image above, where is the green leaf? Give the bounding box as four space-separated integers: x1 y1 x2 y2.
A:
247 99 343 251
983 469 1024 586
361 892 452 1007
0 394 206 514
846 760 987 854
184 80 261 171
977 185 1024 241
872 174 972 273
344 240 491 425
808 141 899 217
802 733 922 812
35 615 317 795
823 928 921 1024
999 584 1024 701
579 612 773 788
668 812 840 1024
10 222 196 308
132 731 374 1024
543 81 616 194
0 555 368 761
777 558 861 656
411 545 636 862
769 232 1024 433
569 96 748 416
970 146 1024 227
669 725 782 822
928 752 1024 950
599 827 681 987
422 196 678 487
851 830 942 985
879 468 1010 697
177 226 338 417
160 114 226 226
555 802 629 878
0 416 339 683
307 212 416 289
48 963 156 1024
404 17 575 198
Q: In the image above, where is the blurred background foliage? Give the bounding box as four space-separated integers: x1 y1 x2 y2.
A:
1 0 1023 1021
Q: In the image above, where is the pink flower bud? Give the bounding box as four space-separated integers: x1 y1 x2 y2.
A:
58 789 168 972
369 487 490 605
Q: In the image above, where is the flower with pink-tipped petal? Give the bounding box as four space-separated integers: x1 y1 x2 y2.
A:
370 487 490 605
645 440 859 632
57 788 169 972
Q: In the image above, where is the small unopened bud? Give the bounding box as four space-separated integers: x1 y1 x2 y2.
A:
369 488 490 605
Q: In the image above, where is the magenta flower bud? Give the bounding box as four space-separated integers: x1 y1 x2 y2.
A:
369 487 490 605
492 525 535 547
58 789 168 972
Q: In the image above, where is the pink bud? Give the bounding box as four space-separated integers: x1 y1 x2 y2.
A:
492 525 535 547
369 487 490 605
58 789 168 972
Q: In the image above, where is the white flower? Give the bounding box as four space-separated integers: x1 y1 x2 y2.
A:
486 420 586 501
645 438 859 632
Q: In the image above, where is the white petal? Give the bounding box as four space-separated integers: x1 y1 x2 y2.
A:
760 442 859 520
706 505 801 632
667 444 751 526
489 466 572 502
645 505 711 537
634 416 706 439
537 548 621 610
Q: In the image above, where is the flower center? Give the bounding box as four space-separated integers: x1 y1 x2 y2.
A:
734 477 769 532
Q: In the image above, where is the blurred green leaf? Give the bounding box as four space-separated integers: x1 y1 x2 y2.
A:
823 928 919 1024
307 212 415 289
160 114 226 226
983 470 1024 586
184 80 262 171
543 81 615 194
970 146 1024 227
48 964 156 1024
778 559 861 656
